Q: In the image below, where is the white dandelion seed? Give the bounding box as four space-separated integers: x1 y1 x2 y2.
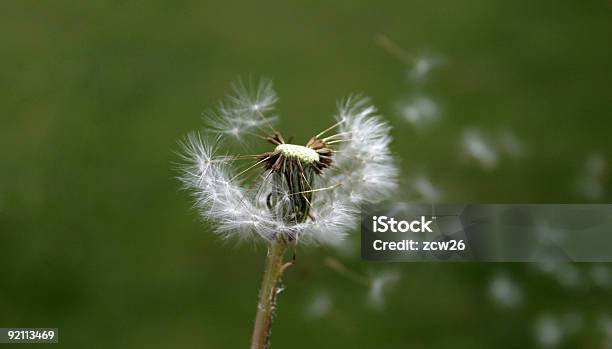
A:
306 290 332 319
396 96 441 128
385 201 420 216
534 314 564 348
407 53 444 82
179 80 398 245
368 271 400 310
205 78 279 142
576 152 607 200
488 274 522 308
461 129 498 169
534 258 583 290
411 175 443 202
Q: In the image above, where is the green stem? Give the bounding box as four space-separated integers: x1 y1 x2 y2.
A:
250 237 289 349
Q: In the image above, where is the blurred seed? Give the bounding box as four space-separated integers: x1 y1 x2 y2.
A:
413 176 443 202
489 274 522 308
368 271 400 310
462 129 498 169
576 152 607 200
590 265 612 288
306 290 332 319
396 96 441 128
407 53 444 82
535 314 563 348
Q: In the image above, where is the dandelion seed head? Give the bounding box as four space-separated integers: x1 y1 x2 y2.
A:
274 143 320 164
179 80 398 245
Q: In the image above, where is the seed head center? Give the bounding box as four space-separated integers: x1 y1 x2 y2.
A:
274 144 319 164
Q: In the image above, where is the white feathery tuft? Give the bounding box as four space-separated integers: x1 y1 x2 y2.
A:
178 133 283 241
302 201 358 245
206 78 278 141
330 96 398 204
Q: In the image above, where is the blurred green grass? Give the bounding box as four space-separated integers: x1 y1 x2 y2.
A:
1 1 611 348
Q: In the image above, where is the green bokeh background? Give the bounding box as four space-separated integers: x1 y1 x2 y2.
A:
1 1 611 348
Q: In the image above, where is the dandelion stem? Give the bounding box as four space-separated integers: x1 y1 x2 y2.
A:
250 237 290 349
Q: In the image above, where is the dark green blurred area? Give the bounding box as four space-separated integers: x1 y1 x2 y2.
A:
1 1 611 348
